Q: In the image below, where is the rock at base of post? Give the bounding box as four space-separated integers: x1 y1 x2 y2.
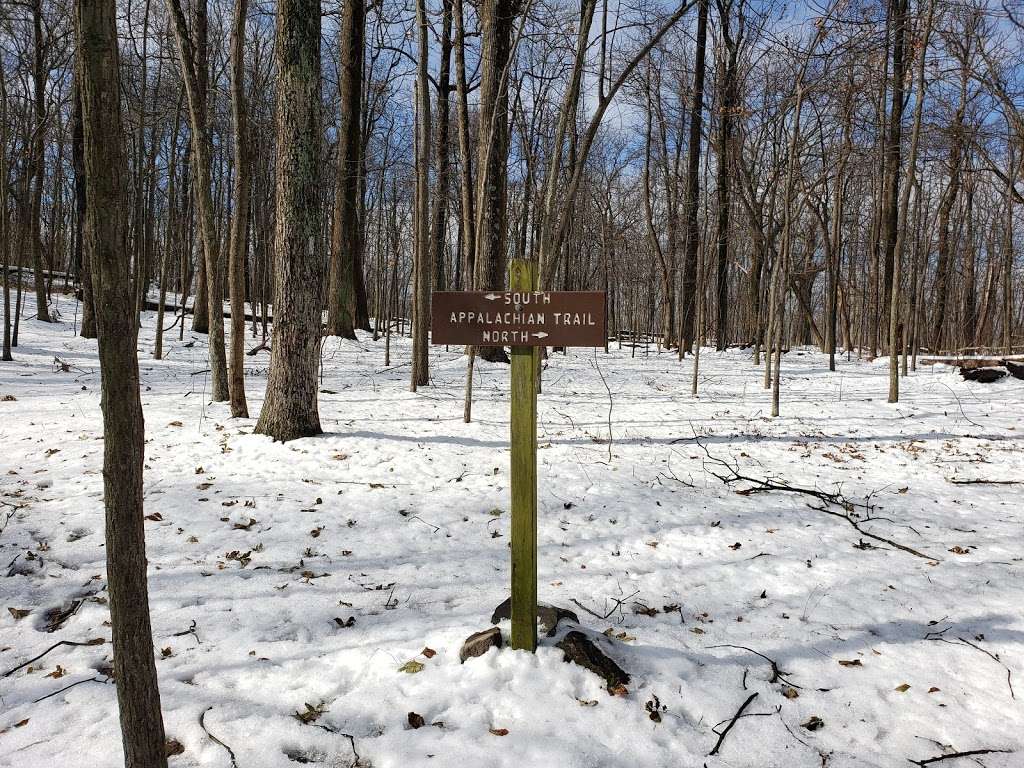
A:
556 630 630 694
459 627 502 663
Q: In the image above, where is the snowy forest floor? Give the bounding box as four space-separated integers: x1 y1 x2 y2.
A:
1 293 1022 768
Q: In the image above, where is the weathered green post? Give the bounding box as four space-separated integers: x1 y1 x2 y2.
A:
508 259 538 651
430 269 605 654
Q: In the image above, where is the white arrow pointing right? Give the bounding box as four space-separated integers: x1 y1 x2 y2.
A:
532 332 549 339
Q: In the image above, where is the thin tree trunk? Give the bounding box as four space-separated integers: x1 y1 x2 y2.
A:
227 0 250 417
167 0 229 401
680 0 708 351
30 0 51 322
75 1 169 764
326 0 364 339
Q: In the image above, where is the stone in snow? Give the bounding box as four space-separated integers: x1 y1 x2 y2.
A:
490 598 580 637
556 630 630 693
459 627 502 663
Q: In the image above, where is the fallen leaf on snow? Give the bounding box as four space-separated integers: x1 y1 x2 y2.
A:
489 728 509 736
398 660 425 674
802 716 824 731
895 683 910 692
838 659 863 667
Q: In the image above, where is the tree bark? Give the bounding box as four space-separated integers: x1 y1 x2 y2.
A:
680 0 708 352
75 1 169 764
167 0 229 400
411 0 432 388
30 0 51 322
326 0 364 339
227 0 250 417
473 0 519 363
255 0 324 441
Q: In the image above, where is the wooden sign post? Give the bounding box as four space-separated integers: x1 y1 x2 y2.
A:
432 259 606 652
508 260 538 651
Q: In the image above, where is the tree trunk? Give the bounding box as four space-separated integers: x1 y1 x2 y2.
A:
680 0 708 351
255 0 324 441
168 0 229 400
227 0 250 417
75 1 169 764
473 0 518 364
1 60 12 361
430 0 454 292
411 0 432 389
326 0 364 339
31 0 51 323
714 0 738 350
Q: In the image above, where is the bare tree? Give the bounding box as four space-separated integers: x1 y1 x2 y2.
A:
75 0 168 763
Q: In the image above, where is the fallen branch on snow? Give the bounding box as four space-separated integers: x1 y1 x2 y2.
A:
909 748 1013 766
696 439 936 561
708 691 759 756
2 638 105 678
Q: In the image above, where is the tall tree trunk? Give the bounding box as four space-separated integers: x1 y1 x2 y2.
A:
411 0 432 390
930 126 962 353
326 0 364 339
714 0 738 351
1 58 13 361
167 0 230 400
430 0 454 291
1003 136 1015 354
880 0 907 354
888 0 933 403
255 0 324 441
72 73 96 339
453 0 475 287
75 1 169 764
473 0 518 364
227 0 250 417
680 0 708 351
31 0 51 323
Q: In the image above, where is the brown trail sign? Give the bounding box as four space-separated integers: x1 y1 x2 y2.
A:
431 260 606 653
431 290 606 347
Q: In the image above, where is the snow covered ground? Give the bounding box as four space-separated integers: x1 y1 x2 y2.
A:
1 291 1022 768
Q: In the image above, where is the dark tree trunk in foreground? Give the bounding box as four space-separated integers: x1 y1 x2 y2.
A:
255 0 324 441
326 0 364 339
75 0 169 764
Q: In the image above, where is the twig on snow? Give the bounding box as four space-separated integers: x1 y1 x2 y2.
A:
707 644 801 688
570 590 640 622
171 619 200 644
927 634 1015 700
33 676 109 703
708 692 759 756
908 748 1013 766
3 638 105 678
199 706 239 768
